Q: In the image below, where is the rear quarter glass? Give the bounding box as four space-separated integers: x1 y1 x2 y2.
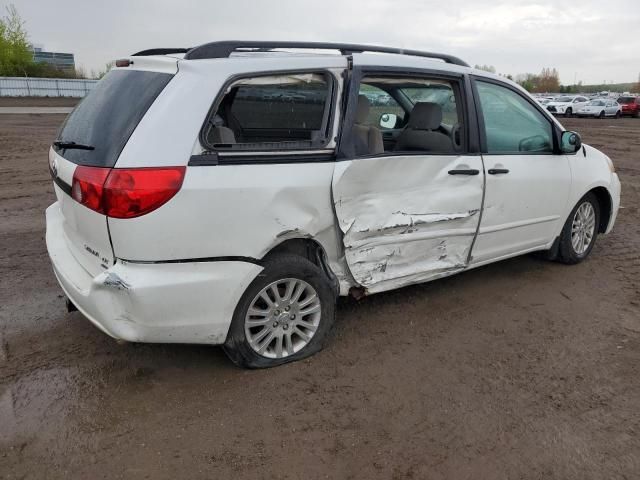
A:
54 70 173 167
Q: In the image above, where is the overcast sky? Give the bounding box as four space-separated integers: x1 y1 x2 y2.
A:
9 0 640 84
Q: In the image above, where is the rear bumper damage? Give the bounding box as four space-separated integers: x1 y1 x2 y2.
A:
46 202 262 344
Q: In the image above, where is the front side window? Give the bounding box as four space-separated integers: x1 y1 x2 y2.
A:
203 73 332 150
476 81 553 154
357 84 405 129
353 76 464 156
401 84 459 126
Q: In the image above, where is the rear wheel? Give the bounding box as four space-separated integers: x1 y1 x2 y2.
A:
615 111 621 118
598 110 605 119
223 254 336 368
557 193 600 264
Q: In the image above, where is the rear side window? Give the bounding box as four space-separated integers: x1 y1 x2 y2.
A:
54 70 173 167
476 81 553 154
202 72 333 151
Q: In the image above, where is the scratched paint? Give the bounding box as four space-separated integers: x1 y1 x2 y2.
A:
332 154 485 293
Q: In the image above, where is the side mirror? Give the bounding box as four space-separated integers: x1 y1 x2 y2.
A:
561 131 582 154
379 113 398 129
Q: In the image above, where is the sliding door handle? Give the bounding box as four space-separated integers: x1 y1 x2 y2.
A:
448 169 480 176
488 168 510 175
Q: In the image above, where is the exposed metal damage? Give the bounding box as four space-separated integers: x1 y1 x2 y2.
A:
101 272 131 291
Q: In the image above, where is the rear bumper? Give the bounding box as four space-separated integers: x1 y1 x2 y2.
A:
46 202 262 344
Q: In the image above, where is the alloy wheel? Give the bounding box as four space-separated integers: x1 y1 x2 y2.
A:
244 278 321 359
571 201 596 255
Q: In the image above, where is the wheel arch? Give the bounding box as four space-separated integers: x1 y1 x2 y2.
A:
262 238 339 294
589 186 612 233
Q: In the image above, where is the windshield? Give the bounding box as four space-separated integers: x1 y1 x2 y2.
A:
401 85 457 125
554 97 573 103
54 70 173 167
618 97 635 104
588 100 606 106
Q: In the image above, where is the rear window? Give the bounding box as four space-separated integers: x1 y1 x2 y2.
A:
617 96 636 104
54 70 173 167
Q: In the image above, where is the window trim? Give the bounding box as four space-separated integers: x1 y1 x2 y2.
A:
337 65 477 160
198 69 339 154
470 76 563 156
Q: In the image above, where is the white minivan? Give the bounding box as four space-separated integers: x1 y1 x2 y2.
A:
46 42 621 368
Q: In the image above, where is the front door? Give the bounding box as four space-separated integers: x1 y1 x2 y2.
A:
470 79 571 265
332 72 484 293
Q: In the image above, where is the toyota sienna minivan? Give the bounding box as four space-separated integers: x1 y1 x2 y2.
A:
46 41 621 368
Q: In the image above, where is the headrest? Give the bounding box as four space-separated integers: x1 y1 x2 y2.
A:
356 95 371 124
212 114 225 127
407 102 443 130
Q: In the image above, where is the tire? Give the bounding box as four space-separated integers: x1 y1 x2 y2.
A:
557 192 600 265
565 108 572 117
615 111 621 119
223 254 336 368
598 111 605 119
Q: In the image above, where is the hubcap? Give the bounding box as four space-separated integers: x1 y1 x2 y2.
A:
244 278 321 359
571 202 596 255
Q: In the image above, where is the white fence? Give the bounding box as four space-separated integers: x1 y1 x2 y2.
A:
0 77 98 97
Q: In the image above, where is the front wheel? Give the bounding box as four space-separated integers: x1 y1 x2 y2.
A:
557 193 600 264
565 108 572 117
224 254 336 368
598 110 605 119
615 111 621 118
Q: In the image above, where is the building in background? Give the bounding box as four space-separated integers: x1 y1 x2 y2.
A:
31 44 75 72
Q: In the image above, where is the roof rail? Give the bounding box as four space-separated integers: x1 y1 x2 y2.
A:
132 48 190 56
180 41 470 67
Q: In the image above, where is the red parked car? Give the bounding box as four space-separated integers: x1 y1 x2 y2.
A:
617 96 640 117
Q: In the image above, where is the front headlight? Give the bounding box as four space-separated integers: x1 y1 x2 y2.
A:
557 106 565 112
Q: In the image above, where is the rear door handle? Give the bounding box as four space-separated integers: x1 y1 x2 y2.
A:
488 168 509 175
448 169 480 176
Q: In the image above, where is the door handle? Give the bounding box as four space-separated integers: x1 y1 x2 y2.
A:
488 168 509 175
448 169 480 176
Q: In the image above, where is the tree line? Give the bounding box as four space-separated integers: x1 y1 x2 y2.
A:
0 4 109 79
475 65 640 94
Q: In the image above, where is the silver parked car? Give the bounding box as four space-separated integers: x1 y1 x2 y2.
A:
576 99 622 118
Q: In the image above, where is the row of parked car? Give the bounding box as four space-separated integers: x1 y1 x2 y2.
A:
534 94 640 118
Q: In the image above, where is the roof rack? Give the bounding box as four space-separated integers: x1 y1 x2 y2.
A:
132 48 190 56
177 41 469 67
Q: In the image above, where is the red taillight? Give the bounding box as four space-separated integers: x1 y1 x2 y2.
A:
103 167 185 219
71 166 185 219
71 166 110 213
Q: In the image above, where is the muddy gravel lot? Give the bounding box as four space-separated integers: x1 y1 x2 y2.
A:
0 113 639 479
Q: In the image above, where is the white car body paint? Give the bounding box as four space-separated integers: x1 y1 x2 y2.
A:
45 48 621 346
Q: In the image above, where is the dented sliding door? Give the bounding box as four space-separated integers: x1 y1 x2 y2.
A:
332 154 484 293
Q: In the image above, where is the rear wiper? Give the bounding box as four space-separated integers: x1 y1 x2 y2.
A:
53 140 95 151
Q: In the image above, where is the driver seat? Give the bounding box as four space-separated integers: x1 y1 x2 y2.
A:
395 102 453 153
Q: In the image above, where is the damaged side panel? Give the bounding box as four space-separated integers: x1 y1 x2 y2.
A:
332 154 485 293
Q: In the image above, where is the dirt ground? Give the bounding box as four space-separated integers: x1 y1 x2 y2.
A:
0 112 639 479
